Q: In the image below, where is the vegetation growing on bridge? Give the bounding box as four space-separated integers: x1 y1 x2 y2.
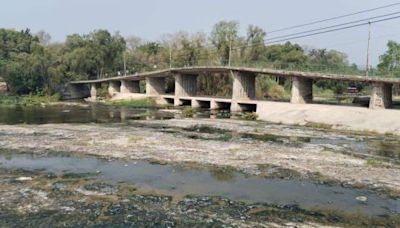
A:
1 21 399 98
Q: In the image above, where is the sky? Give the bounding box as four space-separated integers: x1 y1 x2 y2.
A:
2 0 400 66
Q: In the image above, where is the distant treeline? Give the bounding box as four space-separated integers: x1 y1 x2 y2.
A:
0 21 399 96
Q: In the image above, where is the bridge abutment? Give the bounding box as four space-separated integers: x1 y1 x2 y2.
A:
174 73 197 106
231 71 256 112
108 81 121 97
369 82 393 109
291 77 313 104
120 80 140 94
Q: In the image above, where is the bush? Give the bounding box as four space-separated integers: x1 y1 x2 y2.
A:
266 84 286 99
97 86 109 98
241 112 258 121
256 76 287 100
182 107 197 118
0 94 60 107
313 85 334 97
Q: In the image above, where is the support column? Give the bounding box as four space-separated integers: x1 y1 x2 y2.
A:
174 73 197 106
146 77 165 97
108 81 121 96
290 77 313 104
192 99 201 108
120 80 140 93
231 71 256 112
90 84 98 100
369 82 392 109
210 100 219 110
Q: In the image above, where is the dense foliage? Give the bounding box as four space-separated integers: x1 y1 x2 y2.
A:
0 21 397 96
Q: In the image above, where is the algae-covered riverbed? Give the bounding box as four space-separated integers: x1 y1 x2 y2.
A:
0 104 399 227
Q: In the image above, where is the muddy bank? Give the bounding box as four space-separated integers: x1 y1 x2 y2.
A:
0 118 400 197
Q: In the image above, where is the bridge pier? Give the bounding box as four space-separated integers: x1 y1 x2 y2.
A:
90 84 98 100
369 82 392 109
231 71 256 112
174 73 197 106
108 81 121 97
120 80 140 94
291 77 313 104
146 77 165 97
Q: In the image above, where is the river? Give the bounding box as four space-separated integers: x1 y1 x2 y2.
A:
0 103 399 227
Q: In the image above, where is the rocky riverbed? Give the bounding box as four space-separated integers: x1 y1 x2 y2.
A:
0 118 400 196
1 105 400 227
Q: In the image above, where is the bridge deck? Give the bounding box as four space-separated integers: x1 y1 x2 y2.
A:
70 66 400 85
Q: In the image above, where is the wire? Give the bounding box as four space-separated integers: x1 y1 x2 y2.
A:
266 11 400 42
225 14 400 52
267 2 400 34
167 3 400 53
265 15 400 44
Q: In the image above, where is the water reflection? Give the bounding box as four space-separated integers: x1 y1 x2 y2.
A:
0 104 175 124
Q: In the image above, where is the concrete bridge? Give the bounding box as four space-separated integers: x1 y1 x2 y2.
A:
67 66 400 111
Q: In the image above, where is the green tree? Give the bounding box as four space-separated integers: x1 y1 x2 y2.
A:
245 25 266 62
62 30 126 79
262 42 307 68
210 21 239 65
377 40 400 77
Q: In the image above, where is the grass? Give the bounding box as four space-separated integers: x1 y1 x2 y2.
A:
304 121 333 130
0 94 60 107
241 112 258 121
106 98 156 108
366 158 385 167
182 107 197 118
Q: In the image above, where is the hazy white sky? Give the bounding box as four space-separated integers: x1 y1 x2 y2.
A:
2 0 400 66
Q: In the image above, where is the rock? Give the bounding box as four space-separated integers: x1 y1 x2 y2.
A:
355 196 368 202
16 177 33 181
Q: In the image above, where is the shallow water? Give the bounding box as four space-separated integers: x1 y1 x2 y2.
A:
0 104 399 162
0 151 398 218
0 104 174 124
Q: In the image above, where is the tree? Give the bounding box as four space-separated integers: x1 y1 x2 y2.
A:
245 25 266 62
307 48 348 69
377 40 400 77
210 21 239 65
62 30 126 79
36 30 52 45
262 42 307 68
0 28 54 94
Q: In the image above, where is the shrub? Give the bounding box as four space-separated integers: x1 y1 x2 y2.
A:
256 76 287 100
241 112 258 121
182 107 197 118
267 84 286 99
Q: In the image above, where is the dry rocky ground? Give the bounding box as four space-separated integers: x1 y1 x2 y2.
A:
0 118 399 197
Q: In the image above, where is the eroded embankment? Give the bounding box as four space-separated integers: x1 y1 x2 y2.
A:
0 118 399 197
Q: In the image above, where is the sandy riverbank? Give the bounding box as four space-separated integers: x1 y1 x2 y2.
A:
255 101 400 135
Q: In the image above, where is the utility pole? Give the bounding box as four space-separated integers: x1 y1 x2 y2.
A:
123 51 127 76
366 21 371 77
169 43 172 68
228 36 232 66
